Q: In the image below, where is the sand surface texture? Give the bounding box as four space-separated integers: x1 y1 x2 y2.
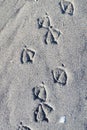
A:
0 0 87 130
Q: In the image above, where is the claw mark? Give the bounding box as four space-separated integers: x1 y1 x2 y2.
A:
17 122 31 130
37 13 61 44
20 45 36 64
59 0 74 16
33 82 47 102
34 104 49 122
52 68 67 86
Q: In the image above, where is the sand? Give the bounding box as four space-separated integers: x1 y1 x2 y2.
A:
0 0 87 130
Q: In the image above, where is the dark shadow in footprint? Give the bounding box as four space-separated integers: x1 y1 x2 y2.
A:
59 0 74 16
34 104 49 123
20 46 35 64
84 123 87 130
37 13 50 29
37 14 61 45
52 68 67 86
37 18 44 29
20 49 32 64
17 122 31 130
85 96 87 100
50 28 61 44
32 83 47 102
44 28 61 45
44 31 54 45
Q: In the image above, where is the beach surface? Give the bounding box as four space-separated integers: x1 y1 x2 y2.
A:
0 0 87 130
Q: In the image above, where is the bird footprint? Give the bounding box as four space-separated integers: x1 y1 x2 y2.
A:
33 82 47 102
52 68 67 86
34 104 48 122
33 83 54 122
37 13 61 44
59 0 74 16
17 122 31 130
21 46 35 64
